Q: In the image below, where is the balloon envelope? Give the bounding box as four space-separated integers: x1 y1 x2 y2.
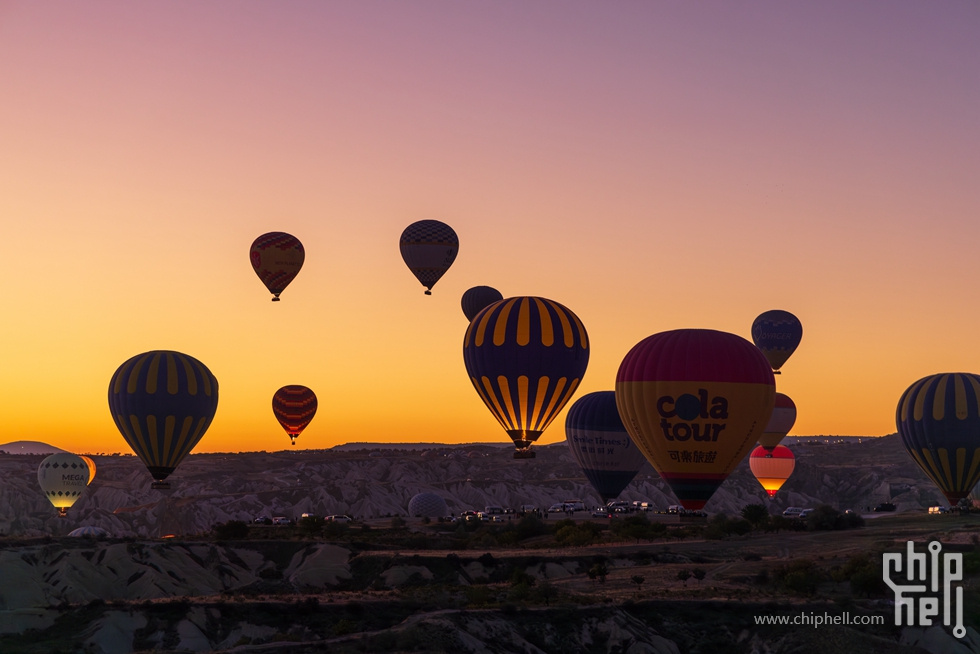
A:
408 492 449 518
758 393 797 453
399 220 458 294
108 350 219 488
751 310 802 372
896 372 980 505
38 452 90 516
565 391 647 503
79 455 97 485
463 296 590 458
749 445 795 497
272 385 318 445
616 329 775 510
461 286 503 322
250 232 305 301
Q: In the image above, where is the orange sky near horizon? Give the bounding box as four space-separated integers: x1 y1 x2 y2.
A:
2 2 978 455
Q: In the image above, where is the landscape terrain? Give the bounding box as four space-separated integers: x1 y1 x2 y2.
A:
0 435 977 653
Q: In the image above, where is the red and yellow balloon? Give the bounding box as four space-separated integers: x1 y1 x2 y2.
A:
758 392 796 453
749 445 795 498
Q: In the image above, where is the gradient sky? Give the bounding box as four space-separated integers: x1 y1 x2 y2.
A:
2 2 978 455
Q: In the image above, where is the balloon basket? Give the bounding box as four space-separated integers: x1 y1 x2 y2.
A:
271 297 281 302
513 450 536 460
151 481 172 490
424 290 432 295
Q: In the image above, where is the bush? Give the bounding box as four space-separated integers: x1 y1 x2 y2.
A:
805 505 864 531
741 503 770 528
213 520 249 540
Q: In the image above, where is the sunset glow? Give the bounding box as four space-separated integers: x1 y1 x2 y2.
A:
2 2 978 454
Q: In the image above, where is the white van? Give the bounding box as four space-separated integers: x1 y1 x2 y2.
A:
782 507 805 518
484 506 504 515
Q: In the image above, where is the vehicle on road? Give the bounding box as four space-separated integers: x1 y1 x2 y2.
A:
873 502 896 512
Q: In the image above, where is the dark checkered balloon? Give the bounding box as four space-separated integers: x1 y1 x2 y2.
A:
399 220 458 294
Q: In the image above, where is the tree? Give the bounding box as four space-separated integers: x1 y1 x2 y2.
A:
692 568 706 584
677 569 691 585
298 515 325 537
631 575 645 595
741 503 770 529
588 563 609 584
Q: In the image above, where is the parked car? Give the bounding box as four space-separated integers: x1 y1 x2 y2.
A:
326 515 352 523
873 502 897 512
928 506 949 514
272 516 291 525
799 509 815 519
253 516 272 525
591 507 612 518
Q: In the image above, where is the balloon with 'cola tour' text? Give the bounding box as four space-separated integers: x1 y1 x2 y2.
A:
616 329 775 511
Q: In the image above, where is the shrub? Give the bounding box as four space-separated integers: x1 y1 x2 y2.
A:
213 520 249 540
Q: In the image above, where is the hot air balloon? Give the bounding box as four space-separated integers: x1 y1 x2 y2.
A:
565 391 647 503
399 220 458 294
38 452 90 516
408 492 450 519
461 285 503 322
749 445 795 498
108 350 219 489
616 329 775 511
758 393 797 453
272 385 318 446
896 372 980 505
79 455 97 485
751 310 802 373
463 296 589 458
250 232 305 301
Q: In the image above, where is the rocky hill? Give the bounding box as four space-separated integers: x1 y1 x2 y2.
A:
0 435 948 539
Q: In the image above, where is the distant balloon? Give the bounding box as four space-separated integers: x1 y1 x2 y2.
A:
79 455 97 485
38 453 90 516
565 391 647 503
108 350 219 489
896 372 980 505
408 492 449 518
463 296 590 458
399 220 458 295
461 286 503 322
751 310 803 373
616 329 776 511
758 393 797 453
272 385 318 446
68 525 109 538
250 232 305 301
749 445 795 498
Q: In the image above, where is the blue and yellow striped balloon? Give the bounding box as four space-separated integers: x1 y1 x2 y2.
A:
108 350 219 488
463 296 589 458
896 372 980 505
